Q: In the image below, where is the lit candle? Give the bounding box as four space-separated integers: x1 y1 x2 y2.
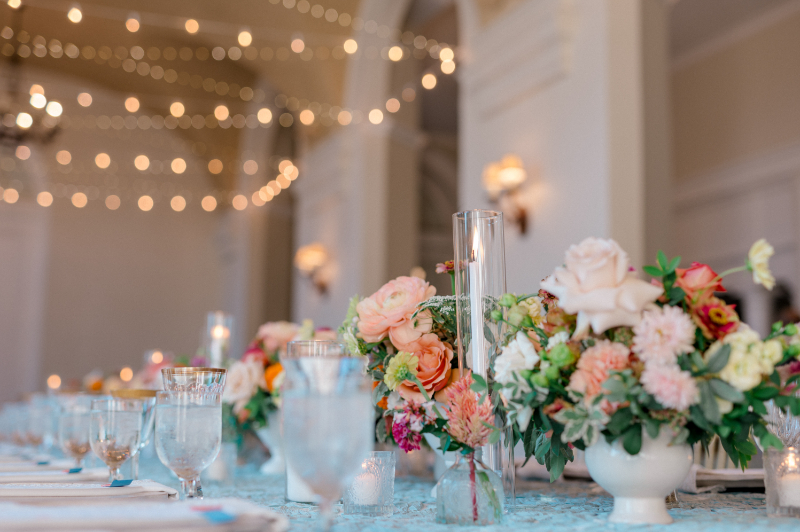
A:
780 472 800 507
350 463 380 505
469 230 486 376
209 323 229 367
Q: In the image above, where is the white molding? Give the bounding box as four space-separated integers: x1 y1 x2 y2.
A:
460 0 575 116
674 139 800 210
672 0 800 72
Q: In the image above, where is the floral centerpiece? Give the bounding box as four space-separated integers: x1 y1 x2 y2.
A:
490 237 800 522
340 272 464 452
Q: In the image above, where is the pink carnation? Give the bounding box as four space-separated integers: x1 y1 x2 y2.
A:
356 276 436 347
567 340 631 401
632 306 696 366
392 401 435 453
640 365 699 411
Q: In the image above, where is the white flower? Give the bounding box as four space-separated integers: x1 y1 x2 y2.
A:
549 331 570 347
756 339 783 375
719 350 762 392
222 360 263 413
386 391 403 411
632 306 696 367
707 326 771 392
494 332 539 385
541 238 663 338
519 297 545 327
748 239 775 290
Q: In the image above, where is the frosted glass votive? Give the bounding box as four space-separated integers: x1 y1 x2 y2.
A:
766 447 800 517
343 451 396 516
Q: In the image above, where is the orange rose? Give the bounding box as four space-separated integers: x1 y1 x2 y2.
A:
397 333 454 402
675 262 726 302
264 363 283 393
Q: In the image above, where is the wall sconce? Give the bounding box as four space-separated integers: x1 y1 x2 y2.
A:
482 154 529 234
294 242 330 294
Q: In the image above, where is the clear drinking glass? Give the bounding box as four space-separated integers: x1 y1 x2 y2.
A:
154 391 222 499
90 399 143 482
161 368 227 393
281 342 373 531
111 390 157 480
58 413 91 467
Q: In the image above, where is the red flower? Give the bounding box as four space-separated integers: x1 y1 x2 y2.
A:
692 296 739 340
675 262 726 302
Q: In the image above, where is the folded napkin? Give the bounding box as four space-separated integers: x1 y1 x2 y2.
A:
0 497 289 531
0 460 74 473
679 463 764 493
0 468 108 483
0 479 178 503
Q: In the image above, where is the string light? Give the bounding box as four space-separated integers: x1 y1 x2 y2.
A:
257 108 272 124
134 155 150 170
138 195 153 211
343 39 357 54
243 160 258 175
170 195 186 212
16 113 32 128
421 73 437 90
185 19 199 34
46 101 63 117
56 150 71 164
15 145 30 160
47 374 61 389
71 192 87 208
120 367 133 381
37 191 53 206
237 30 253 47
368 109 383 125
169 102 185 117
208 159 223 174
126 13 140 32
232 194 247 210
201 196 216 212
388 46 403 61
95 153 110 168
3 189 19 203
386 98 400 113
299 109 314 125
7 0 21 8
214 105 229 121
30 93 46 109
105 195 121 210
77 92 92 107
67 5 82 23
441 60 455 74
291 38 305 53
124 96 140 113
439 48 454 62
171 157 186 174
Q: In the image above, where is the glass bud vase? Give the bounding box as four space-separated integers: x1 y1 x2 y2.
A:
436 453 504 525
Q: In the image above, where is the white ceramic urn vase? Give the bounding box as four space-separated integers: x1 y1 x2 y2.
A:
584 427 693 524
254 411 285 475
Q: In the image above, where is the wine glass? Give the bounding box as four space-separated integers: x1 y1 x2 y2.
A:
90 399 143 482
154 391 222 499
58 413 91 467
111 390 157 480
281 341 373 531
161 368 226 393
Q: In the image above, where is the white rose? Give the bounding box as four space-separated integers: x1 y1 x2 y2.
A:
222 360 263 412
494 332 539 385
549 331 570 347
541 238 662 338
756 339 783 375
719 350 762 392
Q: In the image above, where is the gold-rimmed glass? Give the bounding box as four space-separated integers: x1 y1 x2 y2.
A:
161 368 227 393
111 390 157 480
90 399 143 482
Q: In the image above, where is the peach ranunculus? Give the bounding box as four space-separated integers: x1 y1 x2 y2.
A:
257 321 300 355
567 340 631 405
356 276 436 346
675 262 726 302
541 238 662 338
396 333 454 402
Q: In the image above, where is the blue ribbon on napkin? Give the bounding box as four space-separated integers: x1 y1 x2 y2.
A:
103 479 133 487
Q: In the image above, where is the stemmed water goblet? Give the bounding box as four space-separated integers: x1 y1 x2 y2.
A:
111 390 157 480
90 399 143 482
154 391 222 499
58 412 91 467
281 340 374 531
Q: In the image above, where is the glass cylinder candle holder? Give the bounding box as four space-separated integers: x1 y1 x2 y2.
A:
205 311 234 368
452 209 515 510
343 451 396 516
766 447 800 517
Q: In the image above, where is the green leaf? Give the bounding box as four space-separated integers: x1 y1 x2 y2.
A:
752 386 780 400
657 250 668 269
606 407 634 435
645 417 661 439
668 286 687 305
471 374 488 392
706 344 731 374
691 351 707 372
622 424 642 455
488 429 502 445
667 256 682 272
770 370 781 386
549 453 567 482
709 378 745 403
699 381 721 424
643 265 663 277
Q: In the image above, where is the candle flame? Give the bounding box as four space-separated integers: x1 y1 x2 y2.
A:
211 325 230 340
471 230 480 262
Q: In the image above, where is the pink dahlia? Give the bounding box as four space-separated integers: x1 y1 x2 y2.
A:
640 365 699 411
632 306 696 366
443 375 494 449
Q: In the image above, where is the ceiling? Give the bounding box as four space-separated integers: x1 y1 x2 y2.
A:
670 0 796 59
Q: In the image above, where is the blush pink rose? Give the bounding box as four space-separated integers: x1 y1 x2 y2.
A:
397 333 454 402
541 238 662 338
257 321 300 354
356 276 436 344
567 340 631 401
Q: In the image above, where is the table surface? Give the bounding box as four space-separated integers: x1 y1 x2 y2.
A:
138 456 797 531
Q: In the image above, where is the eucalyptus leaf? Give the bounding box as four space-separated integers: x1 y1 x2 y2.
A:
699 381 721 424
709 378 744 403
706 344 731 374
